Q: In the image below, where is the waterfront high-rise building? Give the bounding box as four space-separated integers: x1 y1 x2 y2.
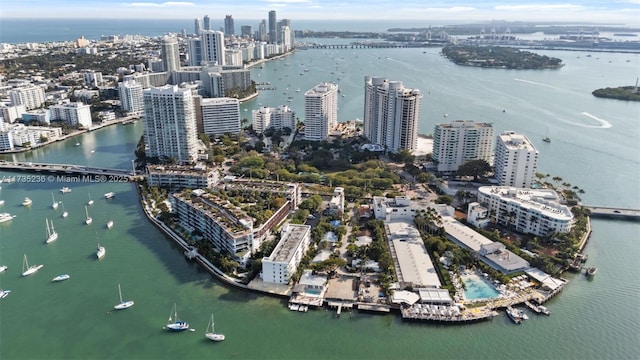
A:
268 10 277 44
432 120 494 173
200 30 225 66
304 82 338 141
203 15 211 31
187 38 202 66
194 18 202 35
363 76 422 153
9 83 45 110
50 102 92 128
143 85 198 164
494 131 539 188
160 36 180 72
224 15 235 36
118 80 144 116
199 97 240 136
252 105 296 134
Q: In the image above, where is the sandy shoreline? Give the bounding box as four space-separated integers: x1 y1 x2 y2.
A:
415 137 433 156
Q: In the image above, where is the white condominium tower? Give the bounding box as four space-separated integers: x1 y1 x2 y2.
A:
363 76 422 153
49 102 92 128
199 97 241 136
304 82 338 141
160 36 180 72
494 131 539 188
433 120 494 173
252 105 295 134
143 85 198 164
9 83 45 110
200 30 226 66
118 80 144 116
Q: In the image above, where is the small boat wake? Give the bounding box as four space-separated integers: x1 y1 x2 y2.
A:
514 78 561 90
579 112 612 128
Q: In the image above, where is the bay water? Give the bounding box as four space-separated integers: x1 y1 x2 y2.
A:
0 36 639 359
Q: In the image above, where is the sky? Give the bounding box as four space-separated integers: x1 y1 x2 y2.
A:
1 0 639 25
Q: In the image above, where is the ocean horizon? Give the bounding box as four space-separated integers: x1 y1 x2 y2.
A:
0 18 458 44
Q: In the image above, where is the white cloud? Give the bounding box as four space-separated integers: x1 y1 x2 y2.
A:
493 4 585 11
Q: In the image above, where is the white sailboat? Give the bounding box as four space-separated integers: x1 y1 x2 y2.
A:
87 193 94 206
165 303 189 331
51 193 59 209
113 284 134 310
106 220 114 229
205 313 225 341
61 202 68 218
96 243 106 260
21 254 43 276
85 205 92 225
45 218 58 243
542 127 551 143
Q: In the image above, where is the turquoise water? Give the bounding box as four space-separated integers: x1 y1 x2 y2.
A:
462 275 501 300
305 289 321 295
0 44 638 359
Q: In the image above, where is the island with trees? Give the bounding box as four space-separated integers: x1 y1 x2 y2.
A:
592 85 640 101
441 45 563 69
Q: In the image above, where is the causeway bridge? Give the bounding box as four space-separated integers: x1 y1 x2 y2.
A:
0 161 133 178
583 206 640 222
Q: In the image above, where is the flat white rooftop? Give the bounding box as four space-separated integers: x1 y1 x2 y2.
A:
442 216 493 252
388 221 441 288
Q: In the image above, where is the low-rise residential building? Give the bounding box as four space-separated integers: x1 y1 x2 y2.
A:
467 202 490 229
477 186 574 236
261 223 312 284
372 195 420 222
146 163 221 189
328 187 345 215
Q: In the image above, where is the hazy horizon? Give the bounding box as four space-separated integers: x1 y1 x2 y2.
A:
1 1 638 26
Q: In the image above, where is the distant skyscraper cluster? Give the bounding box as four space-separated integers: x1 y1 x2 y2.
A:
363 76 422 153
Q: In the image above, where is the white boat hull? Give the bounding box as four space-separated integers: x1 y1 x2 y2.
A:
52 274 70 282
114 301 135 310
206 333 225 341
22 264 43 276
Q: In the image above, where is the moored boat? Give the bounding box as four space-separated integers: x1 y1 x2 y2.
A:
0 212 16 223
45 218 58 243
60 187 72 193
205 313 225 341
52 274 70 282
22 197 32 206
21 254 43 276
0 289 10 299
506 306 523 324
586 267 598 277
0 265 7 273
104 192 115 199
106 220 114 229
114 284 134 310
96 243 106 260
165 303 189 331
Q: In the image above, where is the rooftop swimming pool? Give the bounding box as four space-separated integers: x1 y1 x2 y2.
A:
462 274 501 300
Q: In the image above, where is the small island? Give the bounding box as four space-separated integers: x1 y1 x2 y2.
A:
442 45 563 69
592 85 640 101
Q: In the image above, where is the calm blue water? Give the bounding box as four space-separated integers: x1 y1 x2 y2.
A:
462 275 501 300
0 19 452 44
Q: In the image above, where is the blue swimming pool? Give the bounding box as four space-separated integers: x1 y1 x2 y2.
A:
462 275 501 300
305 288 321 295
